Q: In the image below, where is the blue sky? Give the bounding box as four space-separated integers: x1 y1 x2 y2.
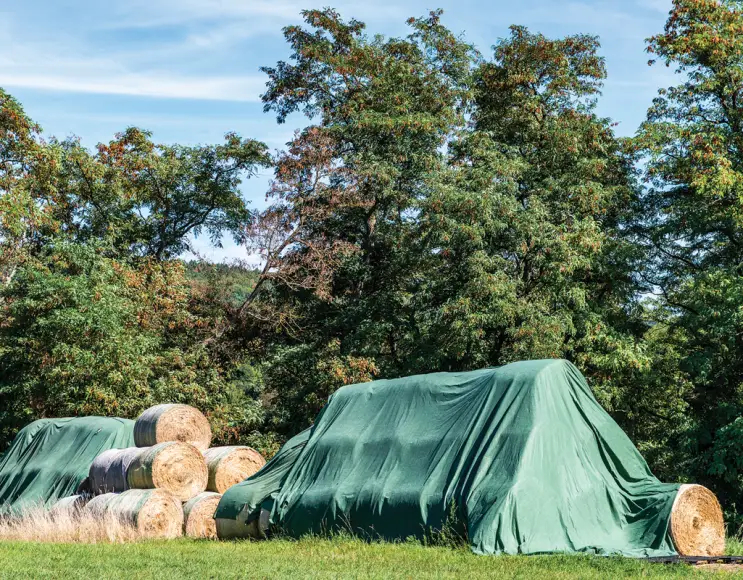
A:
0 0 675 261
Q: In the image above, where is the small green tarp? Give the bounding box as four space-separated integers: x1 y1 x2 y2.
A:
0 417 135 513
215 359 680 556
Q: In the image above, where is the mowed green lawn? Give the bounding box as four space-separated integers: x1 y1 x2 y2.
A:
1 537 740 579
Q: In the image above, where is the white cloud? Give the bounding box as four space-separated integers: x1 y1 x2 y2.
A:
0 18 266 102
0 71 264 101
0 0 409 102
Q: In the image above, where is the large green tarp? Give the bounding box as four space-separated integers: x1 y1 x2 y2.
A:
215 359 680 556
0 417 135 513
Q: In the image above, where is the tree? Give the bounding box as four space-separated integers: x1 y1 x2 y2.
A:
0 89 59 290
55 127 270 260
247 12 666 439
415 26 681 435
244 9 475 430
0 241 264 447
637 0 743 505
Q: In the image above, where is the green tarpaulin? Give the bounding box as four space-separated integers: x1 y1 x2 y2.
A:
217 427 311 526
0 417 135 513
215 359 680 556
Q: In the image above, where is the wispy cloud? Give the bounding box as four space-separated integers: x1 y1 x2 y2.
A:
110 0 308 28
0 0 410 102
0 72 264 101
0 15 266 101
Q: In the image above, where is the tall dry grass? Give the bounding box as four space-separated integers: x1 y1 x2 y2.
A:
0 502 143 543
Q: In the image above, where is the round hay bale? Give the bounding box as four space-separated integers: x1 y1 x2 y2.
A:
203 447 266 493
134 404 211 451
216 508 270 540
183 492 222 539
89 447 140 494
85 492 118 517
670 484 725 556
127 441 208 501
50 494 89 517
85 489 184 538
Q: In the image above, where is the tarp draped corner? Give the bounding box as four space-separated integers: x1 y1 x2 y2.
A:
215 359 680 556
217 427 311 526
0 416 135 513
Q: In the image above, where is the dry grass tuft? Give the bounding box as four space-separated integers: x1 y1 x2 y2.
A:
0 503 144 544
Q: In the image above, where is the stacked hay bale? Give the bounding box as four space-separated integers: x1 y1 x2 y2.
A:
216 507 270 540
89 447 140 494
134 404 212 451
50 494 89 517
89 442 210 501
75 404 266 539
85 489 183 538
83 405 211 538
127 441 208 501
203 447 266 493
183 492 223 538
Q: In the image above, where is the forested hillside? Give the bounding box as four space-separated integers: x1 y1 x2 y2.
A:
3 0 743 522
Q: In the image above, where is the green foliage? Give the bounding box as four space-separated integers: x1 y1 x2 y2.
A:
636 0 743 510
55 127 270 259
185 262 261 307
264 340 378 432
0 242 263 446
243 9 477 431
0 89 60 289
420 26 643 378
250 15 661 442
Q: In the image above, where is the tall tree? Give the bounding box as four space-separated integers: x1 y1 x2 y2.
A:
0 89 273 448
246 9 475 429
247 12 663 439
637 0 743 503
416 26 678 436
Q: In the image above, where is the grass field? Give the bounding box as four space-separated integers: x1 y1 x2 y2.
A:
1 537 741 579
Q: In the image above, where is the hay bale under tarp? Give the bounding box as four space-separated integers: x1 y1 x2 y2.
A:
203 447 266 493
215 507 270 540
127 441 208 501
50 494 89 517
89 447 140 494
183 492 222 538
670 484 725 556
134 404 211 451
0 417 134 514
230 360 692 557
214 428 310 540
85 489 183 538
